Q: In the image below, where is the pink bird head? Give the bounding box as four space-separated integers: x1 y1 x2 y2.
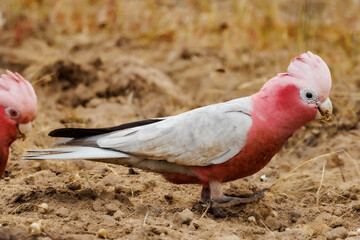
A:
286 51 332 102
253 51 332 132
262 51 332 101
0 70 37 124
0 70 37 178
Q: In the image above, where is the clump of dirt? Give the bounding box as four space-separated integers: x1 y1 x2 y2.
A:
38 59 98 106
34 55 186 115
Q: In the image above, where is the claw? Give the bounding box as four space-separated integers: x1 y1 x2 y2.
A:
197 187 269 218
211 187 270 208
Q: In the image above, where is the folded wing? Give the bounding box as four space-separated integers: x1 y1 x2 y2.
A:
97 97 253 166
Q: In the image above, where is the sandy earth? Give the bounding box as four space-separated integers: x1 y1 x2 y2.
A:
0 35 359 240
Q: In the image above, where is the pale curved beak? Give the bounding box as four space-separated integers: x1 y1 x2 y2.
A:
316 97 333 120
16 122 32 139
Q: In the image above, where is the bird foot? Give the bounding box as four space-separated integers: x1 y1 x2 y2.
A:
199 185 269 217
211 188 270 208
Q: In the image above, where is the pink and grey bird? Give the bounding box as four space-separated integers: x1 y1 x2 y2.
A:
26 52 332 207
0 70 37 179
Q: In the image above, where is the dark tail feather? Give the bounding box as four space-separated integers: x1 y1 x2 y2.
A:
49 118 164 138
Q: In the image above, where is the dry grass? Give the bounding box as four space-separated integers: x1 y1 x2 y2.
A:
1 1 360 60
1 1 359 109
269 150 360 204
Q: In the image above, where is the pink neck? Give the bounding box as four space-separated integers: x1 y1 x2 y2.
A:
0 108 17 179
0 108 17 146
251 84 317 137
0 147 9 179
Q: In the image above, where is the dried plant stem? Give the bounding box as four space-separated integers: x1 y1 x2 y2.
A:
269 151 338 189
143 210 149 226
342 150 360 178
199 204 211 220
270 150 360 191
316 160 326 205
105 164 119 176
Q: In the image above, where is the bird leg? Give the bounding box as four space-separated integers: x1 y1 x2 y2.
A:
208 181 269 208
201 186 211 203
200 186 235 217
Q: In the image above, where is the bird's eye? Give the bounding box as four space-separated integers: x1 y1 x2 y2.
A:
300 88 318 104
5 106 20 120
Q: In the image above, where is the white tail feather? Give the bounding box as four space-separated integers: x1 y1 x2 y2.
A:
24 147 130 160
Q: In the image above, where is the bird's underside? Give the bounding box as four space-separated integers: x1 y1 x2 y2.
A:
27 147 269 209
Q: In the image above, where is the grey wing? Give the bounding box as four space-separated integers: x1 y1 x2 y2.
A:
97 97 253 166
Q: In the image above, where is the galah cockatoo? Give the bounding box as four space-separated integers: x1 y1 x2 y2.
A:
0 70 37 179
26 52 332 207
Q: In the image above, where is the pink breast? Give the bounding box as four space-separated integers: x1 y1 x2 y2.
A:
162 113 288 185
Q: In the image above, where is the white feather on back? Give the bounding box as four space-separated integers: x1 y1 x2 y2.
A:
97 97 253 166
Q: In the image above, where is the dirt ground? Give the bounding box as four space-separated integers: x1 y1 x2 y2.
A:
0 1 360 240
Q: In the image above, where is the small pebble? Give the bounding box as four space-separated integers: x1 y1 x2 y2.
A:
265 216 281 231
115 193 132 205
248 216 256 223
324 226 347 240
97 228 108 239
76 188 97 200
104 203 118 216
260 174 267 181
348 231 359 236
174 209 194 225
67 182 81 191
329 217 343 228
290 211 301 223
29 220 45 235
38 203 49 213
271 210 279 218
29 222 41 235
312 129 321 135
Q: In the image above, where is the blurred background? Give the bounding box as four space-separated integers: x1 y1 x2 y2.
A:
0 1 359 239
0 0 359 117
